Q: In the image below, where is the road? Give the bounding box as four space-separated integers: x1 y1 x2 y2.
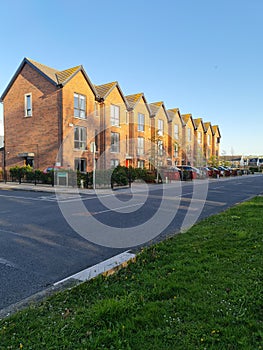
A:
0 175 262 312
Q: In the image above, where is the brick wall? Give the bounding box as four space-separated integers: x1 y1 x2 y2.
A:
3 63 61 170
99 86 129 169
129 96 152 168
61 71 98 171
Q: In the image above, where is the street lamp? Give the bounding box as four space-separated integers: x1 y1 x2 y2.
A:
3 141 6 183
91 142 96 189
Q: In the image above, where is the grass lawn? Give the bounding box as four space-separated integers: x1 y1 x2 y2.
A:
0 196 262 349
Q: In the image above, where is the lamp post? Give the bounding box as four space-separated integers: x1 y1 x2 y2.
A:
3 141 6 183
91 142 96 189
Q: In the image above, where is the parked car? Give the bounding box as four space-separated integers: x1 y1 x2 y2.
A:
195 167 209 178
43 166 64 174
177 165 197 180
207 167 220 177
217 166 231 176
159 166 181 181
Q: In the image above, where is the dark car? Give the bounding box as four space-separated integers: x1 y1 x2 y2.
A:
43 166 64 174
207 167 220 177
177 165 197 180
217 166 231 176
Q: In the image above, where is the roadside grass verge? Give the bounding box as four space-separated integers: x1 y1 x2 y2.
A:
0 197 262 349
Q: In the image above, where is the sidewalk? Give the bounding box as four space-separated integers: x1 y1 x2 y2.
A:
0 181 92 194
0 181 138 195
0 174 257 195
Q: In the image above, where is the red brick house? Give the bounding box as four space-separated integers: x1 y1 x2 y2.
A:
0 58 221 174
0 58 100 171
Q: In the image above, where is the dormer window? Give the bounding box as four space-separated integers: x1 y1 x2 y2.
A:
25 93 32 117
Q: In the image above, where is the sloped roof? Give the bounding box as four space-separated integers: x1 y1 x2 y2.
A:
193 118 202 127
212 125 221 137
167 108 185 125
148 103 159 116
149 101 170 120
168 107 179 114
203 122 213 133
193 118 205 131
95 81 130 109
1 57 99 101
94 82 117 99
26 58 59 83
25 58 83 86
182 113 192 124
56 66 82 85
125 93 143 109
125 93 152 115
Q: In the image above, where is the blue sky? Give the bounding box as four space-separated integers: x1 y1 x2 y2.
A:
0 0 262 155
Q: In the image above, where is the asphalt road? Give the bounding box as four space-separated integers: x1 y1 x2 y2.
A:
0 174 262 312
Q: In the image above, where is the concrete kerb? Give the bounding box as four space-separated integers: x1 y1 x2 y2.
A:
0 176 234 195
0 251 136 320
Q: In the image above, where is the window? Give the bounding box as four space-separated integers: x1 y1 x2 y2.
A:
174 143 178 157
111 159 119 168
207 134 211 146
187 128 191 142
94 129 99 151
25 93 32 117
74 126 87 149
174 124 179 140
111 132 120 152
158 119 164 136
138 113 145 131
217 137 220 144
197 131 202 144
137 160 145 168
158 140 163 156
137 137 144 156
74 93 86 118
110 104 120 126
74 158 87 172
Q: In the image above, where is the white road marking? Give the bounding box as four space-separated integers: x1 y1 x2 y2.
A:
73 202 145 216
0 258 17 268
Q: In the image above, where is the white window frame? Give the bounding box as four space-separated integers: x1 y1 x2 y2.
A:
207 134 211 146
187 127 191 142
137 160 145 169
74 158 87 172
174 124 179 140
24 93 32 117
174 143 178 157
74 93 86 119
197 131 202 144
111 159 120 168
138 113 145 131
74 126 87 150
158 119 164 136
111 132 120 153
158 140 163 156
137 137 144 156
110 104 120 126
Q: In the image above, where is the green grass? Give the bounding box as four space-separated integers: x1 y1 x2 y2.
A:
0 197 262 350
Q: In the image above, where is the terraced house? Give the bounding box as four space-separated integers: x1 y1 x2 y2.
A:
0 58 221 173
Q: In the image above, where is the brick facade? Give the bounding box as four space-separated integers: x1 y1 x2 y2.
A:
0 58 221 173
